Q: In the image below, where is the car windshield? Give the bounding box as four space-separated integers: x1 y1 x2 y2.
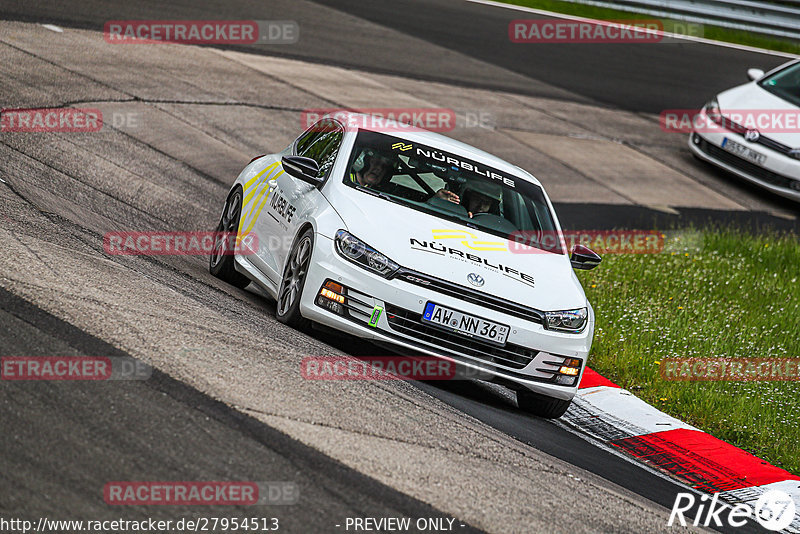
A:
759 62 800 107
342 130 560 253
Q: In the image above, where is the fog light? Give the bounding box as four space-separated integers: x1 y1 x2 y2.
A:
320 288 344 304
317 280 347 315
559 366 579 376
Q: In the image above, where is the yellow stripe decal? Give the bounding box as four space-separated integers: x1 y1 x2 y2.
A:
241 170 284 237
243 166 282 224
245 161 278 190
462 240 506 251
243 162 280 205
432 229 477 239
238 165 280 236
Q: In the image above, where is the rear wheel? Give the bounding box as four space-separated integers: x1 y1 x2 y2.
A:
209 187 250 289
516 390 571 419
276 228 314 329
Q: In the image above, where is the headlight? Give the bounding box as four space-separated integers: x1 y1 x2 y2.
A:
545 308 588 333
334 230 399 278
789 149 800 161
704 97 723 126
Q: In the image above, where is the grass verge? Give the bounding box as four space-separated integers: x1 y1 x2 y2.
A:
576 228 800 475
498 0 800 55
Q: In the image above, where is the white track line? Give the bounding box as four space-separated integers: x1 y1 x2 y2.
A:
466 0 798 58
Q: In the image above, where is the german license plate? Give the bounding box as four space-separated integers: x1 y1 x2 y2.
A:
422 302 509 346
722 137 766 165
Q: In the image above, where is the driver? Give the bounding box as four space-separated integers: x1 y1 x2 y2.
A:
349 148 398 189
349 147 459 203
461 181 502 218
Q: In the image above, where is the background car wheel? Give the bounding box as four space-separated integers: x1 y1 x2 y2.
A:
516 390 572 419
276 228 313 329
209 187 251 289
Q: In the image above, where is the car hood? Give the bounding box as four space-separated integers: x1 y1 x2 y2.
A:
718 83 800 147
326 186 587 312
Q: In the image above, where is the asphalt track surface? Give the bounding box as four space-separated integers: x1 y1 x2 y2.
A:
0 0 790 113
0 0 794 532
0 288 478 533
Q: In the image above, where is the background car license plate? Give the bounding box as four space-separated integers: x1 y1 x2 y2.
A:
422 302 509 346
721 137 766 165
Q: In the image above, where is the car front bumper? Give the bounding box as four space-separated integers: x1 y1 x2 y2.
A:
299 234 594 401
689 130 800 203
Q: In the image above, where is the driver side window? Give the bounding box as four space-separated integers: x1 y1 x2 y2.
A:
294 119 344 179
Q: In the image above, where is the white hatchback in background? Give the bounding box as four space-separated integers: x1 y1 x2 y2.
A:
210 113 601 419
690 59 800 202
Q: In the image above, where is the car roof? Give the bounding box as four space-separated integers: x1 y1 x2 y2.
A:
324 111 543 187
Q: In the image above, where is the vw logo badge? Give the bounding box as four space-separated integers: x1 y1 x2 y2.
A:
467 273 484 287
744 129 760 142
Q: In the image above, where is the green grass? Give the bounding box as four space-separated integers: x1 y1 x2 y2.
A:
501 0 800 55
576 228 800 475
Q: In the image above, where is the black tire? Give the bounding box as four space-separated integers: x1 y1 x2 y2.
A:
516 390 572 419
209 187 251 289
276 228 314 329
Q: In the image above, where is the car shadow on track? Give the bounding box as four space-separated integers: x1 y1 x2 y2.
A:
308 323 521 412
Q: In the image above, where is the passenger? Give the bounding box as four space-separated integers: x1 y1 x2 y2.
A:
461 181 502 218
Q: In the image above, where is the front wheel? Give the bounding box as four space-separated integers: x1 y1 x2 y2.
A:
276 228 314 329
209 187 251 289
516 390 572 419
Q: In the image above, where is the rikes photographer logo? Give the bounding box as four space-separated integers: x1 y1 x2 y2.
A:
669 490 796 531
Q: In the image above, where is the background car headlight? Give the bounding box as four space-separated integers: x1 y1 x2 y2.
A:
334 230 399 278
704 97 723 126
545 308 588 333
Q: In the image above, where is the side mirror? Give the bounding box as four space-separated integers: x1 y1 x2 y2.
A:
281 156 323 187
570 244 601 270
747 68 765 81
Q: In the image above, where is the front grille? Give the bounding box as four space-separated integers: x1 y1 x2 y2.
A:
384 303 537 370
721 117 794 156
393 269 544 325
697 137 800 191
756 135 793 156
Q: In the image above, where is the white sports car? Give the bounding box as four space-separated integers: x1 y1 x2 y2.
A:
690 59 800 202
210 113 601 418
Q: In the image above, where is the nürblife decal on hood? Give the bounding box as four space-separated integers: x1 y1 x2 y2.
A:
409 238 535 289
